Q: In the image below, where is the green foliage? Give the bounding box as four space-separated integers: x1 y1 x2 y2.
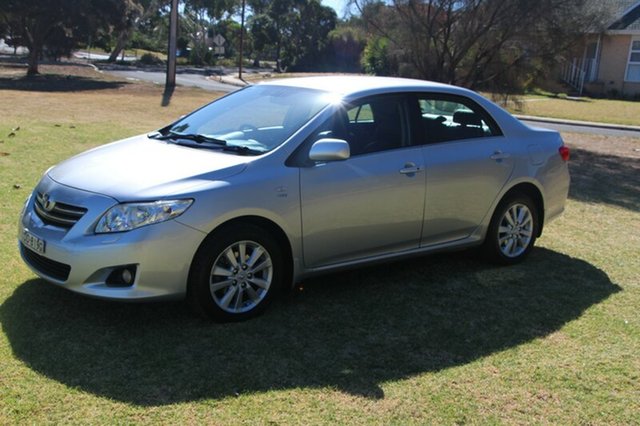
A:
184 0 239 21
137 52 164 65
123 1 170 53
327 25 366 72
362 37 391 76
248 0 337 71
0 0 143 74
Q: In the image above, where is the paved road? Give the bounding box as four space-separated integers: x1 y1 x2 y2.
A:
74 51 136 62
106 70 238 92
521 120 640 138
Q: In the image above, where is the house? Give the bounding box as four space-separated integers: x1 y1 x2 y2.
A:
563 0 640 97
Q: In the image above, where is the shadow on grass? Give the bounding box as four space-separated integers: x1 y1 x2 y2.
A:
0 248 619 405
0 74 127 92
569 147 640 211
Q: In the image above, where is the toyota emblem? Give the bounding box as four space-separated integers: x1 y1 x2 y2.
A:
42 193 56 212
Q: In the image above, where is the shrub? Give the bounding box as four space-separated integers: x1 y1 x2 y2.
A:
138 53 164 66
362 37 392 76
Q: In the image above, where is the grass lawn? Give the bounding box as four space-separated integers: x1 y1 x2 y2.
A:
511 96 640 127
1 62 639 424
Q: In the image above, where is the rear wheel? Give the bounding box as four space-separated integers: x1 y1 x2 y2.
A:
483 194 539 265
188 224 283 321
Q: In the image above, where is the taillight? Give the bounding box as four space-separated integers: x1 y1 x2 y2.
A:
559 146 570 161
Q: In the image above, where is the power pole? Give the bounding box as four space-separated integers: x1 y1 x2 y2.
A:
238 0 246 80
166 0 178 88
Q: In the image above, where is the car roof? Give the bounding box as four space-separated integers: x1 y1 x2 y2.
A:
259 75 468 98
258 75 531 135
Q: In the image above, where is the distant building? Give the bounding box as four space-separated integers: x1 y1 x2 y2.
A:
563 0 640 97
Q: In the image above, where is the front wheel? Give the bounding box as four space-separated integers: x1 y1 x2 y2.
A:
482 194 539 265
188 224 283 321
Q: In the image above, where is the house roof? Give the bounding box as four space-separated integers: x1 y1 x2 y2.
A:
607 0 640 31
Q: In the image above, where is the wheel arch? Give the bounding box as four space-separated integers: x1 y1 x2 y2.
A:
188 215 294 292
500 182 545 237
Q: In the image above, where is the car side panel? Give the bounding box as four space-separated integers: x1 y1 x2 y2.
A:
300 147 426 267
421 136 516 246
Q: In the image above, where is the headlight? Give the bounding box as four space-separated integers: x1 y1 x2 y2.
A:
95 199 193 233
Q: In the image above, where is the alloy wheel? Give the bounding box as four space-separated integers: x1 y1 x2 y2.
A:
209 240 273 313
497 203 534 258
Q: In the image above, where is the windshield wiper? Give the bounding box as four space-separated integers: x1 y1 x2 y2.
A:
149 131 227 145
149 131 262 155
219 144 263 155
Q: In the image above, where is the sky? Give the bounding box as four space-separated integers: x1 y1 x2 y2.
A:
321 0 352 17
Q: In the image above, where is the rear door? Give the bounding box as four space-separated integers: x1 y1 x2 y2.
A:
413 94 515 246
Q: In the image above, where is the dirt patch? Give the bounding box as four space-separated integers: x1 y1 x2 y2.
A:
562 132 640 212
562 132 640 159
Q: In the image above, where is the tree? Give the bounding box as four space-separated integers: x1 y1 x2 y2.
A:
248 0 295 71
326 22 366 72
248 0 336 71
0 17 22 54
286 0 337 70
0 0 140 75
106 0 152 62
351 0 614 92
127 3 172 53
181 0 239 65
362 36 391 75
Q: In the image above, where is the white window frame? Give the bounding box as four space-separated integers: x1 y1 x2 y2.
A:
625 36 640 82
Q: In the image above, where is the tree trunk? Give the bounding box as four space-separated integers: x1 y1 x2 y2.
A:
27 45 40 76
108 30 129 62
275 40 282 72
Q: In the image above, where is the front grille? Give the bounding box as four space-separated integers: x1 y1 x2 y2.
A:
34 192 87 228
20 243 71 281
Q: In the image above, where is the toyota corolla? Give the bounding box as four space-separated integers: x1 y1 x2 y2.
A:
18 76 570 321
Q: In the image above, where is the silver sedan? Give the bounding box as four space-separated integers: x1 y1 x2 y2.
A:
18 76 570 321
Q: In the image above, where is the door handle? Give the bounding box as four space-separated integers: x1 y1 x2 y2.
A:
490 151 511 161
399 163 423 175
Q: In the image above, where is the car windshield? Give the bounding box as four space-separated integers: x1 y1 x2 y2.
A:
162 85 332 154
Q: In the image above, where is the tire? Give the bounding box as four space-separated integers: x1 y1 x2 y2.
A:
482 194 539 265
187 223 283 321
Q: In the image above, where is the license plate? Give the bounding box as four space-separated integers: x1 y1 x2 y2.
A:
22 229 46 255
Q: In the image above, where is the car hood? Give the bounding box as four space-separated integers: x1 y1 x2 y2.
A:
49 135 249 201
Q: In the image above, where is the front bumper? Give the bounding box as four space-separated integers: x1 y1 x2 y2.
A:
18 176 206 301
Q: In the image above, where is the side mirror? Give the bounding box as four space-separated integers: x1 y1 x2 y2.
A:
309 138 350 162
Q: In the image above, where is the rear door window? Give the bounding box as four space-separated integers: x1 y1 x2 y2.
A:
414 95 502 144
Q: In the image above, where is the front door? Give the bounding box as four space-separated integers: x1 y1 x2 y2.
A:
300 95 426 267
